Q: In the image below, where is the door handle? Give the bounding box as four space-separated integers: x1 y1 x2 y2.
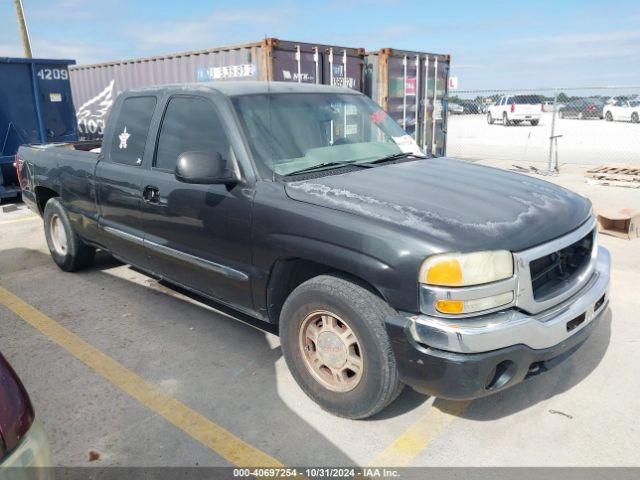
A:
143 185 160 203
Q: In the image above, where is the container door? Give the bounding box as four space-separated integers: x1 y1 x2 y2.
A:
433 56 450 156
33 63 77 143
321 48 363 91
422 55 449 156
384 55 419 139
0 62 41 153
272 45 321 84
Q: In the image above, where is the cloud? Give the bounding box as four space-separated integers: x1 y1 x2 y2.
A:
124 7 289 52
0 40 122 64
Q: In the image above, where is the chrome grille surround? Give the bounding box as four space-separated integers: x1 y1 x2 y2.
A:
513 216 598 315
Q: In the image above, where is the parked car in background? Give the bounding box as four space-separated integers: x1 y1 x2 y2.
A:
447 102 464 115
0 352 52 468
487 95 543 126
603 99 640 123
558 99 605 119
460 102 481 114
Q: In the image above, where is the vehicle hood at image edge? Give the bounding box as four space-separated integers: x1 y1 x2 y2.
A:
284 157 593 252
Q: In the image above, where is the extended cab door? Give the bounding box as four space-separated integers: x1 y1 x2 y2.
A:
95 95 158 268
139 94 254 312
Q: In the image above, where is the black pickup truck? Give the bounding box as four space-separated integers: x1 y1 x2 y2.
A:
17 82 610 419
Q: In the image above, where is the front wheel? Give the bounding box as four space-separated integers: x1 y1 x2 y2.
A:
44 198 95 272
632 112 639 124
605 111 613 122
487 112 494 124
280 275 403 419
530 119 540 126
502 112 511 126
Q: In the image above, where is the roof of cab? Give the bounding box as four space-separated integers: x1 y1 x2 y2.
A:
126 81 359 96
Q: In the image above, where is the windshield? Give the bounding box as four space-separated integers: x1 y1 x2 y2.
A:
231 92 417 177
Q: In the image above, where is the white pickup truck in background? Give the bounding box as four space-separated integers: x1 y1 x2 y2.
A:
487 95 543 126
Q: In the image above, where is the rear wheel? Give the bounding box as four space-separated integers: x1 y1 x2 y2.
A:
632 113 639 124
487 112 494 124
502 112 511 126
44 198 95 272
605 111 613 122
530 119 539 126
280 274 403 419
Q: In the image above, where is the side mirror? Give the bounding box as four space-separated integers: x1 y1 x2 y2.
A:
174 151 236 185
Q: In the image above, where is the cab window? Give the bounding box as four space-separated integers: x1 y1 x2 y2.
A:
110 96 156 166
154 96 231 172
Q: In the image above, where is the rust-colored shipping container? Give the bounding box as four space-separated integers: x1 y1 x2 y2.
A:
365 49 450 156
69 38 365 139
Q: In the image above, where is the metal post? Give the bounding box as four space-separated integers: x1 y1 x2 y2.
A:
547 90 558 172
422 56 429 151
402 56 407 129
13 0 32 58
295 45 301 83
414 55 420 144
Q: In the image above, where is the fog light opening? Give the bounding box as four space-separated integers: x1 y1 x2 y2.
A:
485 360 515 390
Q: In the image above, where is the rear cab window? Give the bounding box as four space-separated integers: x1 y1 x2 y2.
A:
513 95 542 105
110 96 157 166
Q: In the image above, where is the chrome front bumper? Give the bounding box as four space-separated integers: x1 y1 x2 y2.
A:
407 246 611 354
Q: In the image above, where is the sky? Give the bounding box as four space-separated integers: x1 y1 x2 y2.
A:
1 0 640 91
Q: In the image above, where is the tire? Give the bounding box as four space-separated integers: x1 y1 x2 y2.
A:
530 119 539 126
502 112 511 126
487 112 494 124
513 120 522 125
280 274 403 419
605 111 613 122
632 113 639 124
43 198 95 272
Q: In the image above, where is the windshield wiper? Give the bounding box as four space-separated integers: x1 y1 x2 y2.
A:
358 152 428 166
284 160 361 176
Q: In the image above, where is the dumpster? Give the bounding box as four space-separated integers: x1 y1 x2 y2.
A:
69 38 365 139
0 57 78 199
365 49 450 156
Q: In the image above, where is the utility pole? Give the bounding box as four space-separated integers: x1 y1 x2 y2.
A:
13 0 33 58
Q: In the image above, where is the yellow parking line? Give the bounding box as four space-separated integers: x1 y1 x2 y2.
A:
368 399 470 467
0 215 39 225
0 285 282 467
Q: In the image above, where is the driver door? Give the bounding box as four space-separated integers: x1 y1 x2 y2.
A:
139 94 254 312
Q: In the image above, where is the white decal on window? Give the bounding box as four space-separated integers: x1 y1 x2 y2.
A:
119 127 130 149
392 135 423 155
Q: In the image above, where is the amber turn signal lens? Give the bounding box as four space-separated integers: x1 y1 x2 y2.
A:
434 300 464 314
426 259 463 286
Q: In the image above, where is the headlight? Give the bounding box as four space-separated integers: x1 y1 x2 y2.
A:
419 250 513 287
419 251 515 315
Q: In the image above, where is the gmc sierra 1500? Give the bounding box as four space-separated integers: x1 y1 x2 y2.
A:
17 82 610 419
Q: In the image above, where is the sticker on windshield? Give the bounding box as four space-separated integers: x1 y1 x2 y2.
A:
118 127 130 149
370 110 386 124
392 135 423 155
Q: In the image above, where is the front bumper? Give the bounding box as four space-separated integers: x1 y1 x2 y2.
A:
1 421 52 469
385 247 611 400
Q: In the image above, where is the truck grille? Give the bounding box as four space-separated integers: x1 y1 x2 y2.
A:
529 230 594 300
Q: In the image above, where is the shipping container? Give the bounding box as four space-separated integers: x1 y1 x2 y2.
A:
69 38 365 139
364 49 450 156
0 57 77 199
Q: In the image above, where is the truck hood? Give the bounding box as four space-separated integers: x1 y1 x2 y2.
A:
284 157 592 252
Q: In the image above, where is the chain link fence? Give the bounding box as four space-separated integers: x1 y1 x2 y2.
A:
446 86 640 171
